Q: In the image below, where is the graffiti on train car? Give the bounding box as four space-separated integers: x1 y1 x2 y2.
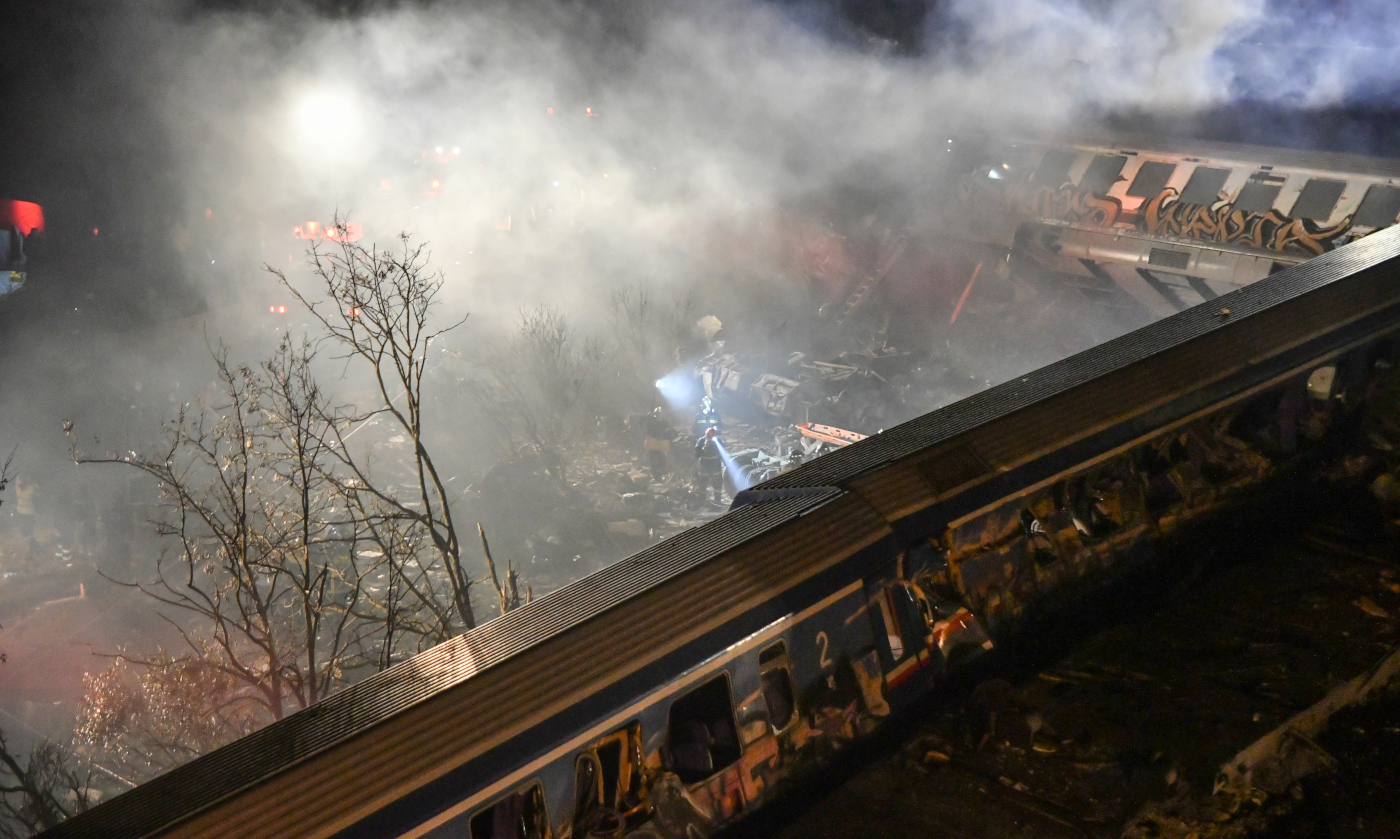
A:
611 588 900 839
955 167 1361 256
955 172 1123 229
1138 189 1354 256
941 358 1367 633
453 581 927 839
1013 182 1124 228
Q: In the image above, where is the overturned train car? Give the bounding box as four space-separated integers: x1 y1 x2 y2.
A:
43 225 1400 839
952 137 1400 317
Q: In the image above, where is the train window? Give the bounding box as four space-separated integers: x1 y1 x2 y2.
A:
1031 150 1077 187
1178 166 1231 206
1354 184 1400 228
574 754 601 819
1234 174 1285 214
1077 155 1128 195
876 587 905 659
1126 161 1177 198
666 674 741 784
758 641 797 731
470 781 549 839
597 739 622 808
572 726 644 835
1289 178 1347 220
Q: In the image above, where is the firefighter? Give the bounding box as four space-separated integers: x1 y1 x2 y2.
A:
694 427 725 503
693 395 721 438
643 407 673 480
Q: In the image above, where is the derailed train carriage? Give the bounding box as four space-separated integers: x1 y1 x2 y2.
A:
951 137 1400 316
41 226 1400 839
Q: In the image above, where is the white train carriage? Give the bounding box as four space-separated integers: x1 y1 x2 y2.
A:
954 138 1400 316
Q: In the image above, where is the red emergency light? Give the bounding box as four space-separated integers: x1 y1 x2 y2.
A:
325 222 363 243
294 220 363 242
2 200 44 236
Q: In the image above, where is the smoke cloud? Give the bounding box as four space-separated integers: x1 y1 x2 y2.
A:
1 0 1398 753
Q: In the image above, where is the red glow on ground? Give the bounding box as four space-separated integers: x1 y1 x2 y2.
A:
2 200 45 236
92 227 99 236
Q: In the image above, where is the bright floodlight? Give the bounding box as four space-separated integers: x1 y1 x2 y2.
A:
654 367 701 412
291 86 363 164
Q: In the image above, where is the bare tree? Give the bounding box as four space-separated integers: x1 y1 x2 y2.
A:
67 228 509 788
607 286 698 412
74 337 389 742
0 730 99 839
0 450 104 839
467 304 604 484
273 228 478 631
477 523 528 616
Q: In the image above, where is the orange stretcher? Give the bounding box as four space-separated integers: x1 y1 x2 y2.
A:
795 422 868 447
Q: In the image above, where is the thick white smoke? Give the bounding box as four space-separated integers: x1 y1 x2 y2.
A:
139 0 1398 338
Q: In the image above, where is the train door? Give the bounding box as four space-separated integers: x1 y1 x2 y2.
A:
571 724 646 837
867 571 937 702
734 641 793 805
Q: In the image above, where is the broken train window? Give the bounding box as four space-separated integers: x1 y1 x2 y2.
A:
573 724 646 835
666 674 742 784
1065 469 1128 539
758 641 798 732
470 781 549 839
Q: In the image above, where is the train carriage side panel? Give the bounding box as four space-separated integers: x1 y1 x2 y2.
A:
407 581 887 839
